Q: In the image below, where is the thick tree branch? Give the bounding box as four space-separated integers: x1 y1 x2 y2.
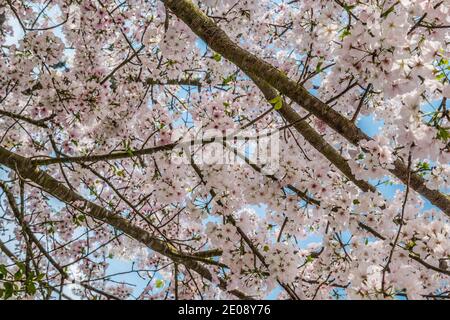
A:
0 146 251 300
248 73 375 193
161 0 450 216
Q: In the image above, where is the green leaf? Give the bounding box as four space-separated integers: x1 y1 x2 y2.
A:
155 279 164 289
14 269 23 281
438 58 448 66
112 165 126 177
316 61 323 73
213 53 222 62
36 273 45 282
0 264 7 277
122 140 134 156
26 282 37 295
417 161 430 171
126 148 134 157
381 5 396 18
436 72 445 81
222 74 236 85
406 240 416 251
269 95 283 110
263 245 270 252
3 282 14 300
17 262 26 273
343 4 356 12
73 214 86 226
339 27 351 40
437 127 450 142
268 96 280 104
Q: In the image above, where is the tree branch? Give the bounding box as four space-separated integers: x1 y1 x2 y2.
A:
0 146 251 300
161 0 450 216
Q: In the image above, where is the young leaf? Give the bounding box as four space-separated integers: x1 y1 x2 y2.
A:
269 95 283 110
155 279 164 288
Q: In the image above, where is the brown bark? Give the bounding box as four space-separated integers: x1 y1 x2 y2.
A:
0 146 251 299
248 73 375 193
162 0 450 216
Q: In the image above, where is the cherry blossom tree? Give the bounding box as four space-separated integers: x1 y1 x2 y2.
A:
0 0 449 300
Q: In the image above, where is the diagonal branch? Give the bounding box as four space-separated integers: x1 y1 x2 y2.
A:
248 72 375 193
0 146 251 300
161 0 450 216
0 109 52 128
189 158 300 300
223 143 450 278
